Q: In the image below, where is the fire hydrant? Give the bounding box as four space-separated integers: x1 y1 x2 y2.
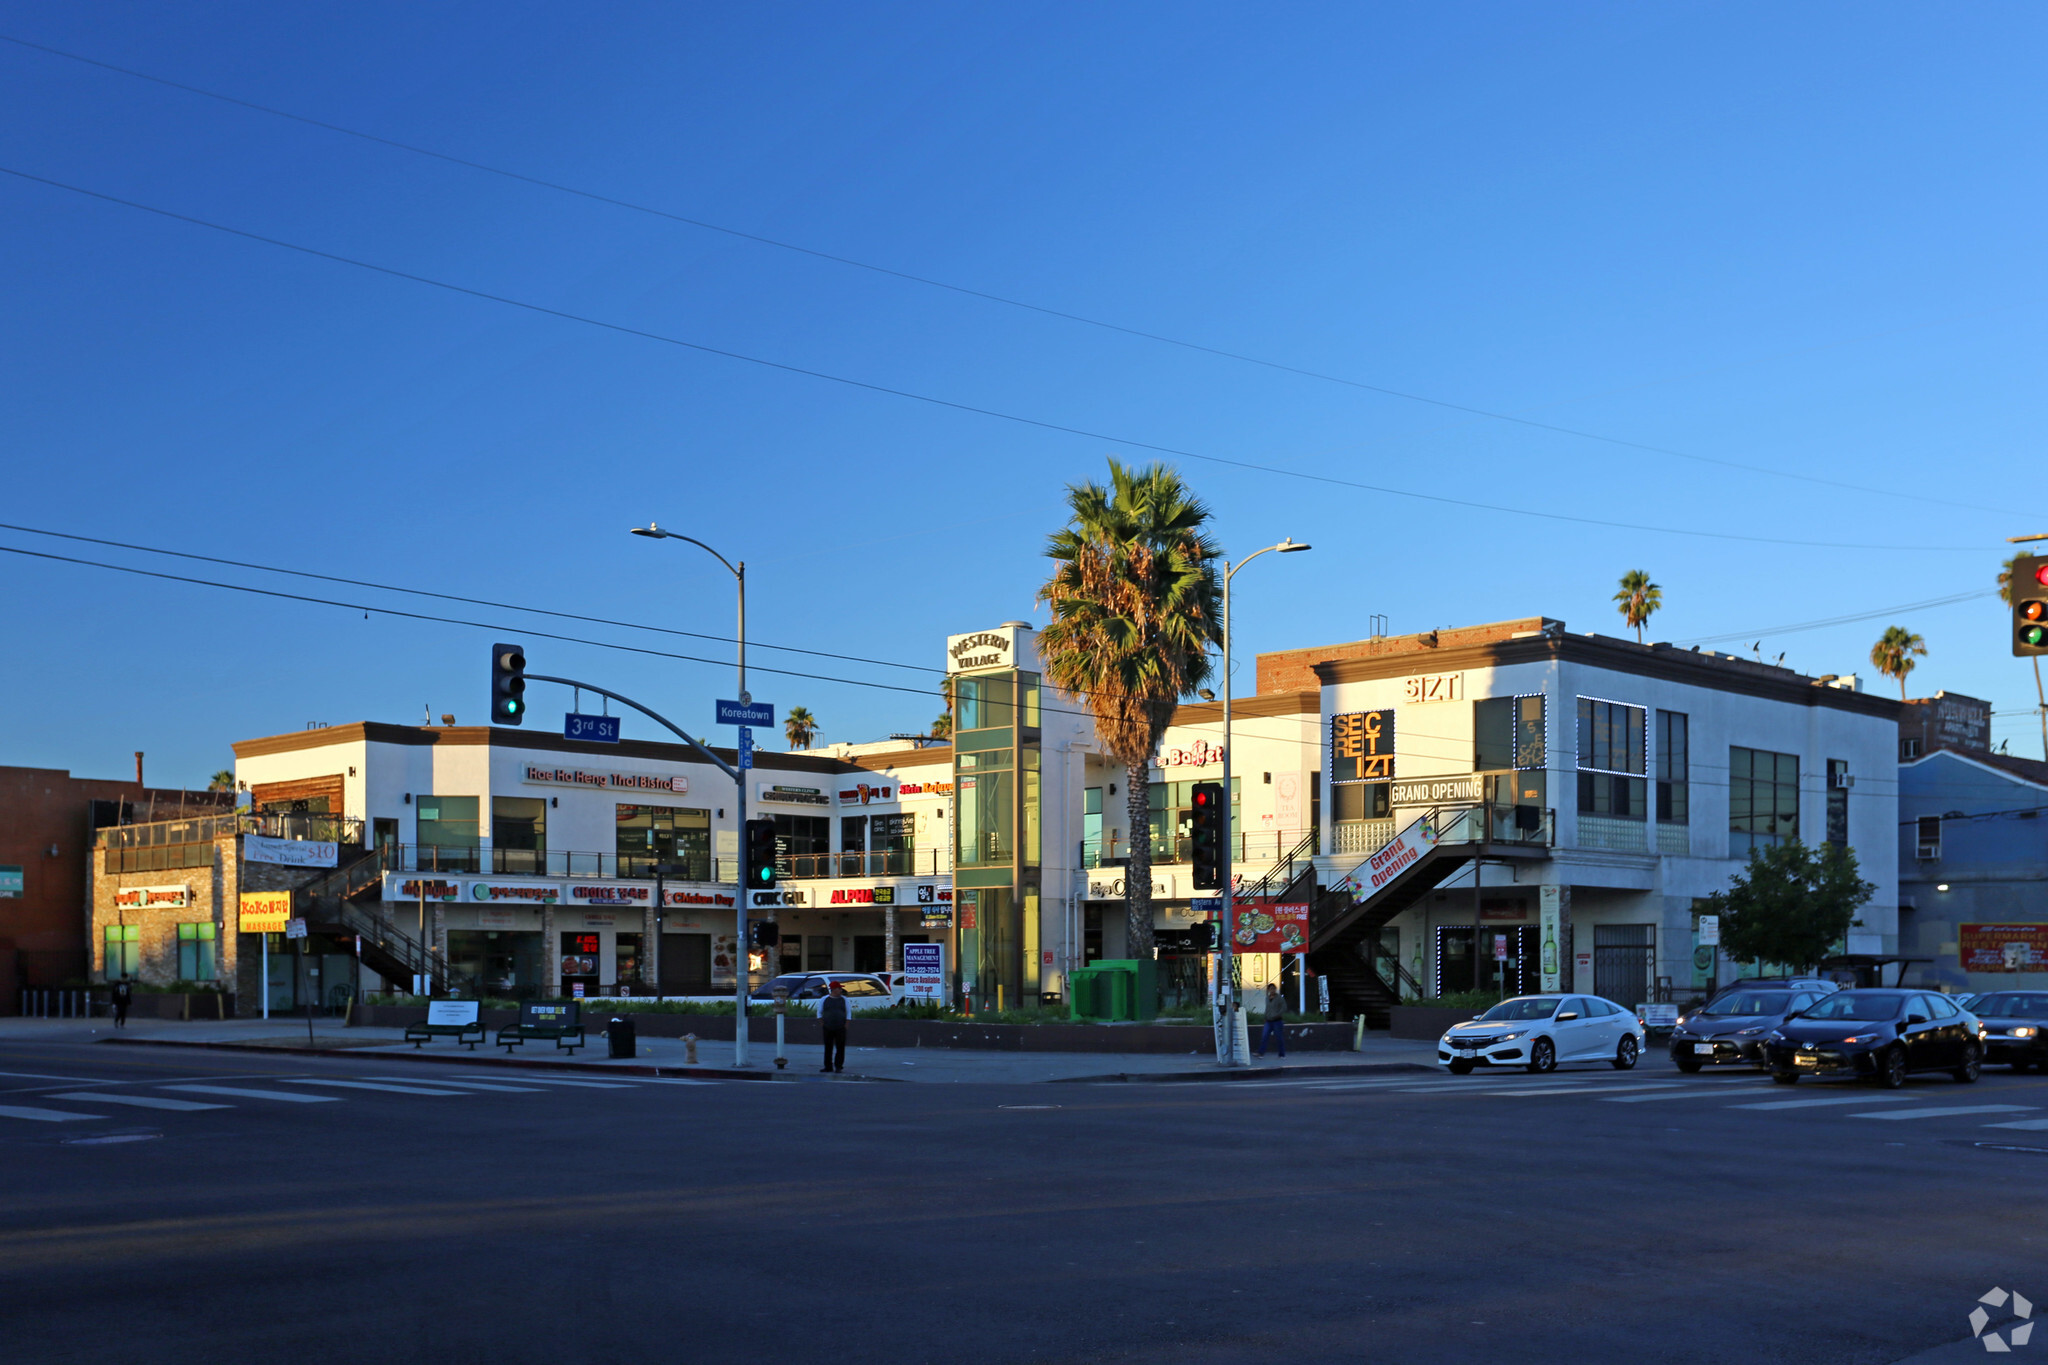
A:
683 1033 699 1066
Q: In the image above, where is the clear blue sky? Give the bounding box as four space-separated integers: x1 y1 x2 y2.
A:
3 3 2044 787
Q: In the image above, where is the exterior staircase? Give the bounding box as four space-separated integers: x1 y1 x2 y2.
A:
299 848 478 997
1306 804 1552 1026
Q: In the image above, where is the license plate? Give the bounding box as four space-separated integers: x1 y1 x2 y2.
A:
1795 1054 1818 1067
1455 1048 1476 1058
1693 1043 1715 1055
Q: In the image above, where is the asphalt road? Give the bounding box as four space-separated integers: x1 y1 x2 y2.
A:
2 1037 2042 1364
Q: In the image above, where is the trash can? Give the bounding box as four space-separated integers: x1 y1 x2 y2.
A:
606 1015 636 1060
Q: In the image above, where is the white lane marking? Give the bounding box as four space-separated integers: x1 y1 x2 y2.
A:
1498 1083 1684 1097
1728 1095 1923 1111
442 1076 635 1089
46 1092 227 1111
163 1085 339 1103
1603 1089 1761 1104
1848 1105 2037 1121
0 1070 104 1083
0 1104 106 1122
356 1077 547 1093
1982 1119 2048 1130
278 1079 469 1096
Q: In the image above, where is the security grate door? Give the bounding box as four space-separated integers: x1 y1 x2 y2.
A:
1593 924 1655 1007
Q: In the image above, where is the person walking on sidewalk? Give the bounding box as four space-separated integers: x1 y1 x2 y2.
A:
1256 983 1287 1058
819 981 849 1073
111 977 133 1029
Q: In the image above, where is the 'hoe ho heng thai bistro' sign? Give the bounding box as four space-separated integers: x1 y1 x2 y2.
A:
523 765 687 794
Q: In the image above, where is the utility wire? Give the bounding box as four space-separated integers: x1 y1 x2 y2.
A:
0 518 938 675
1676 589 1996 647
0 164 1996 555
0 31 2003 518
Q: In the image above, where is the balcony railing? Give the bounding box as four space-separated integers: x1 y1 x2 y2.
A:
779 847 951 880
98 810 366 850
387 845 738 883
1079 830 1312 870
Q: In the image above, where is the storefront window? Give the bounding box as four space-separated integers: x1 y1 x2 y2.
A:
959 769 1014 866
104 924 139 978
175 922 216 980
493 797 547 874
416 796 480 872
447 930 544 999
616 933 643 993
616 805 710 879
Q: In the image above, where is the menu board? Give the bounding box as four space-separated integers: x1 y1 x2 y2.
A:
1232 903 1309 954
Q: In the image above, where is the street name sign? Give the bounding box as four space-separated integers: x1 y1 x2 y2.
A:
564 713 621 744
716 699 774 727
738 725 755 771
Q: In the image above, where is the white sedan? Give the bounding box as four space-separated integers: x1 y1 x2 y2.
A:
1438 994 1646 1074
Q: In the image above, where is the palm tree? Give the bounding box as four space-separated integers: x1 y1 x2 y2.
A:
1870 625 1927 700
929 712 954 740
207 770 235 792
1037 459 1221 963
1613 570 1663 643
783 707 818 751
1999 553 2021 607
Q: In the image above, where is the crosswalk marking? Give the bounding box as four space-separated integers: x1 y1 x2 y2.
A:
1982 1119 2048 1130
1847 1105 2036 1122
1499 1083 1683 1097
1603 1089 1768 1103
1728 1095 1922 1112
162 1084 339 1103
358 1077 547 1093
452 1076 635 1089
46 1092 227 1111
0 1103 105 1122
278 1079 470 1096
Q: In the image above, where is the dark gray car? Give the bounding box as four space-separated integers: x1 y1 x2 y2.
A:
1669 987 1828 1071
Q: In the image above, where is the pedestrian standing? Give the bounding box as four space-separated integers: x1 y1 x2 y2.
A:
819 981 849 1073
1256 983 1286 1058
111 977 133 1029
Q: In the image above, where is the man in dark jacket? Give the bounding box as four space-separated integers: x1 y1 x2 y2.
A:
819 982 849 1073
1256 984 1286 1058
111 977 133 1029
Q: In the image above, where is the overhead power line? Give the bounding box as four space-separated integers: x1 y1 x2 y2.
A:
0 31 2003 518
1676 589 1997 646
0 164 1996 555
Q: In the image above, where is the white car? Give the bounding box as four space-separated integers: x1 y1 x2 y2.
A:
1438 994 1646 1074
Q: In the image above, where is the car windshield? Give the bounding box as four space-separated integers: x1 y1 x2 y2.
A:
1799 993 1902 1021
835 978 888 997
751 975 813 998
1479 997 1562 1021
1702 991 1793 1016
1975 993 2048 1017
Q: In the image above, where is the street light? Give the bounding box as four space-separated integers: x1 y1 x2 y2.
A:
629 522 753 1065
1217 537 1310 1066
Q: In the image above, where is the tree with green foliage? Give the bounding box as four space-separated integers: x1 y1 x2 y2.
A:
783 706 818 751
1037 459 1221 962
1613 569 1662 643
208 770 235 792
1702 840 1875 973
1869 625 1926 700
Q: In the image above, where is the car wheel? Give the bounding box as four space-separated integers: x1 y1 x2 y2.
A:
1613 1035 1640 1070
1447 1059 1474 1075
1526 1037 1556 1074
1954 1042 1982 1084
1875 1045 1908 1089
1771 1069 1800 1085
1672 1052 1704 1073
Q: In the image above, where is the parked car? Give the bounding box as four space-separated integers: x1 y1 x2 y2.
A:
1438 994 1646 1074
1761 989 1983 1087
748 972 897 1012
1669 987 1829 1071
1728 975 1842 997
1970 991 2048 1072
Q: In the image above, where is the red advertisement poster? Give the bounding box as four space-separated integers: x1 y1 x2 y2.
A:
1960 923 2048 973
1231 902 1308 954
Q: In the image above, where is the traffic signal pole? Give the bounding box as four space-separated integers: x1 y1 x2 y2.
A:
522 672 752 1066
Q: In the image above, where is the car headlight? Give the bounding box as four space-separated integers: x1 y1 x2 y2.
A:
1495 1031 1525 1043
1843 1033 1881 1044
2014 1026 2038 1039
1733 1027 1764 1037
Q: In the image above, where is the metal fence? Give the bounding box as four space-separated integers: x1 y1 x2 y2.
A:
18 990 97 1018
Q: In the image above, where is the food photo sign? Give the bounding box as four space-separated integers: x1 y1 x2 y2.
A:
1232 902 1308 953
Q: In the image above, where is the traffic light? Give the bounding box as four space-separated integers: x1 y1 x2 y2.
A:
749 920 780 949
1190 781 1225 890
744 817 779 892
2016 555 2048 656
490 642 527 726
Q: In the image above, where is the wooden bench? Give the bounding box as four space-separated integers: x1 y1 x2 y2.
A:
404 1000 484 1050
496 1000 585 1054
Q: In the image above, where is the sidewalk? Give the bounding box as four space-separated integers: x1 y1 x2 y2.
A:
0 1015 1439 1083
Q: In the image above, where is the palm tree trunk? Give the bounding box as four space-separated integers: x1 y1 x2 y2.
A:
1123 760 1155 962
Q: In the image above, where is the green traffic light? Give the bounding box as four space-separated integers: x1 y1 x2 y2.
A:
2026 625 2047 647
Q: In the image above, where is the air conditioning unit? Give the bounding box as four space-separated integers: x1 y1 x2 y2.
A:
1830 772 1855 789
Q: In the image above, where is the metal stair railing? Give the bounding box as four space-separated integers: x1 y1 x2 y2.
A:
299 849 478 998
1236 828 1320 903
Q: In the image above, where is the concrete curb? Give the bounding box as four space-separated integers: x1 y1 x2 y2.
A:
97 1034 775 1082
1050 1061 1436 1084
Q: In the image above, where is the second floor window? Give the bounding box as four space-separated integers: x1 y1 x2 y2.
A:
1476 695 1546 770
1656 710 1689 824
1578 698 1646 821
1730 746 1799 853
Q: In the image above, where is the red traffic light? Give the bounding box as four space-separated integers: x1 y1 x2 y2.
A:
2035 565 2048 587
1193 788 1212 807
